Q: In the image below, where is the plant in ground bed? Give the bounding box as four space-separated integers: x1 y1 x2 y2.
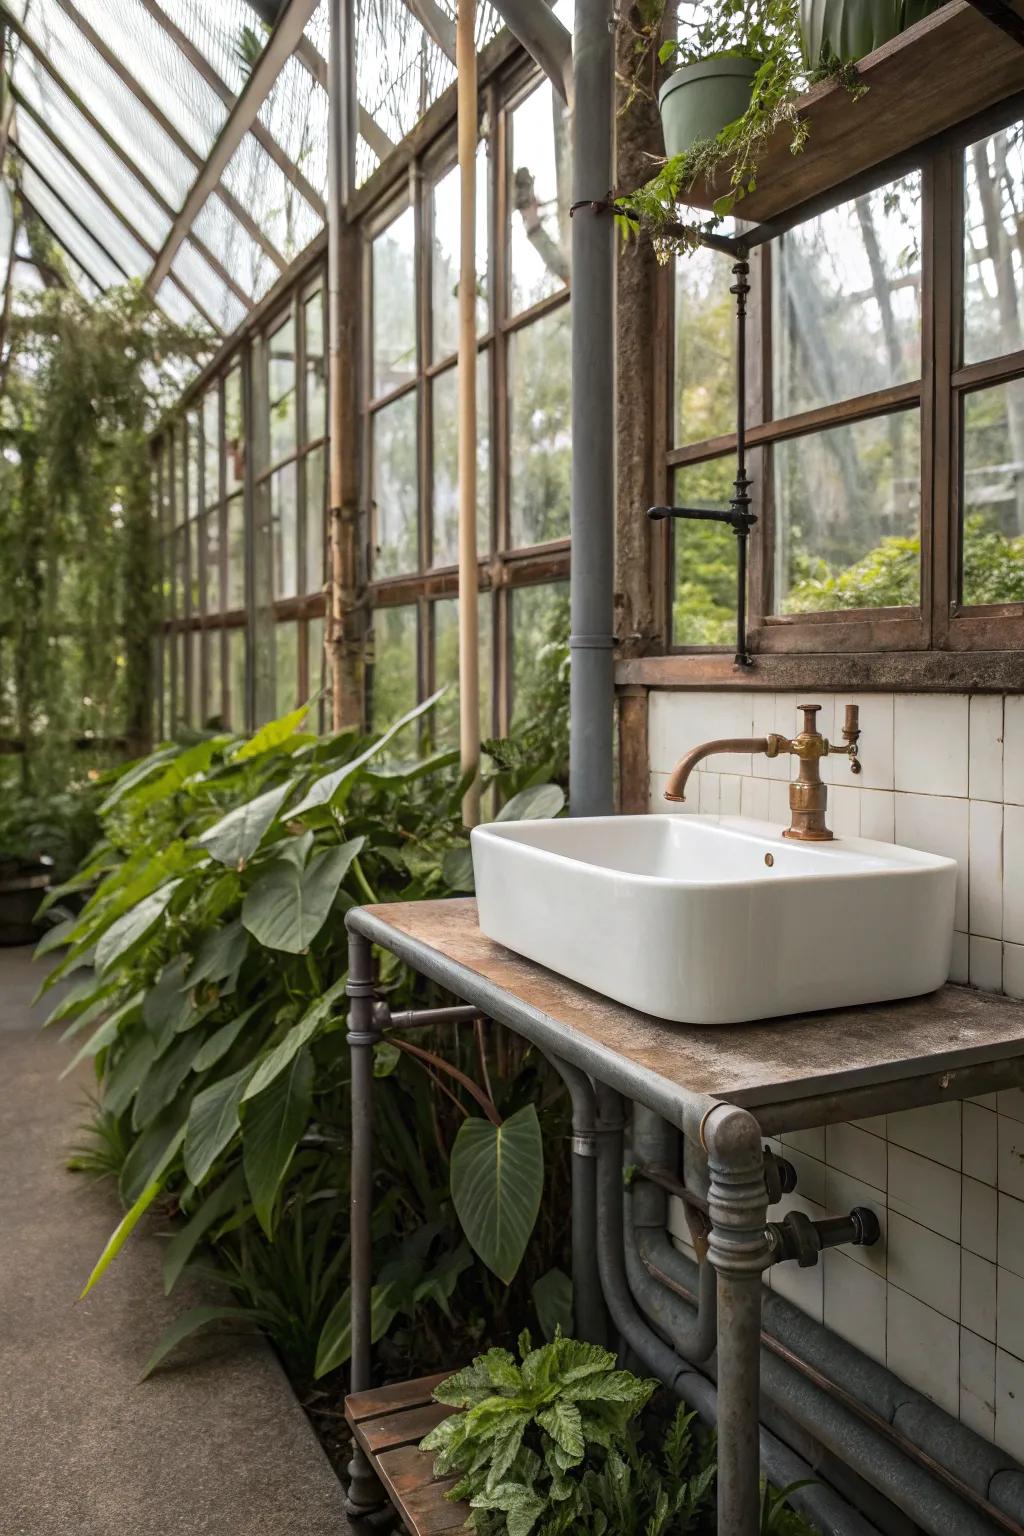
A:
39 688 571 1385
422 1331 817 1535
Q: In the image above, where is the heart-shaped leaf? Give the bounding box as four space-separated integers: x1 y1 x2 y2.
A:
197 782 292 868
241 837 363 953
450 1105 544 1285
495 784 565 823
183 1064 254 1186
242 1045 314 1236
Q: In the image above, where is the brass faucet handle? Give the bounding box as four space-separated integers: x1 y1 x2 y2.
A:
827 703 862 776
797 703 822 736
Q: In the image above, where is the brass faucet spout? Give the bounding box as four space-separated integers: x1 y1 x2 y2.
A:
664 736 781 802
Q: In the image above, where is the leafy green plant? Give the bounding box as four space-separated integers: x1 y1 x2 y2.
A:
421 1333 815 1536
40 691 569 1380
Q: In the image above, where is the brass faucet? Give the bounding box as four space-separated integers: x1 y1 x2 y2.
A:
664 703 862 841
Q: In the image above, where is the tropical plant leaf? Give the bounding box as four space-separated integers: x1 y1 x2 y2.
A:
241 837 363 953
241 975 348 1102
184 920 249 994
183 1065 254 1186
95 882 180 974
495 784 565 822
60 989 144 1079
442 846 475 892
103 1030 157 1118
196 782 292 868
532 1267 574 1342
163 1168 248 1295
81 1126 185 1297
120 1100 190 1205
450 1105 544 1284
191 1003 261 1073
242 1045 314 1236
139 1305 261 1381
232 702 309 761
314 1281 398 1379
289 690 444 817
132 1031 203 1131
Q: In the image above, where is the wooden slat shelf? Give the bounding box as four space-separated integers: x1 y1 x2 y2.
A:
346 1372 470 1534
686 0 1024 226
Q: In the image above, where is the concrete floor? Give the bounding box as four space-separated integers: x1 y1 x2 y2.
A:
0 947 352 1536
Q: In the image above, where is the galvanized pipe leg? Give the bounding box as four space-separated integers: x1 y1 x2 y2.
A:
540 1051 606 1345
345 928 387 1525
703 1103 772 1536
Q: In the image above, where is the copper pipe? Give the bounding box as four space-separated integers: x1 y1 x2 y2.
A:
456 0 480 826
664 736 779 802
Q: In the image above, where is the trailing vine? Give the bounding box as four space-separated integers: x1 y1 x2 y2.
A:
0 193 210 796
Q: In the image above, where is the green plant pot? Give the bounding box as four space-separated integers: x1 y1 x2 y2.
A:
799 0 901 64
658 55 761 161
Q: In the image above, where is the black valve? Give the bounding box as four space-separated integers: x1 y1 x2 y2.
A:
766 1207 881 1269
763 1146 798 1205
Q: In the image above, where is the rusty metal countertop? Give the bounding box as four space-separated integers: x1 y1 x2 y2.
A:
348 899 1024 1132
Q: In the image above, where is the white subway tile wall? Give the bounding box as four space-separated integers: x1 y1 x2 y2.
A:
651 690 1024 1457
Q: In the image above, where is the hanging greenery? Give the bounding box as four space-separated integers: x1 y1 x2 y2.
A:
0 195 210 802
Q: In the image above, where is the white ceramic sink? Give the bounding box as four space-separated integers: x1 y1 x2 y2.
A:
471 815 957 1026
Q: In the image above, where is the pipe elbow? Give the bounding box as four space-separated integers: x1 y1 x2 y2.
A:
701 1101 763 1170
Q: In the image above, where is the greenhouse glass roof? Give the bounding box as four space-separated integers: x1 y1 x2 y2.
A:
0 0 505 335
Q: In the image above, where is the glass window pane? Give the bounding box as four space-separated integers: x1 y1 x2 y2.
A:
221 135 320 262
509 81 570 316
430 353 491 567
189 630 202 725
962 381 1024 604
18 169 121 289
372 605 418 731
175 632 186 725
171 238 247 336
206 630 223 725
675 247 735 445
308 615 326 729
186 411 201 521
433 597 492 746
227 627 247 730
305 290 326 439
671 459 738 647
372 207 416 397
511 584 569 729
203 388 219 509
192 193 278 304
173 527 187 617
274 622 300 714
509 308 570 546
964 123 1024 366
773 174 922 417
174 425 187 527
270 464 298 599
226 495 245 610
372 392 419 576
773 412 921 614
268 315 297 463
431 148 490 363
305 445 326 594
205 509 222 614
225 367 245 492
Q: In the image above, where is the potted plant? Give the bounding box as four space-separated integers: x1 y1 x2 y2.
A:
799 0 943 68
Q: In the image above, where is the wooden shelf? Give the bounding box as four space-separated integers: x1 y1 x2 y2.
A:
345 1372 470 1534
686 0 1024 227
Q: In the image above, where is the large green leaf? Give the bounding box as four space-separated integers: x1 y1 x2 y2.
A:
232 702 310 762
132 1032 203 1131
184 920 249 994
314 1282 398 1379
143 956 192 1035
532 1267 574 1342
163 1168 247 1295
196 782 292 869
103 1030 157 1118
450 1105 544 1285
120 1098 191 1205
60 989 144 1079
191 1002 261 1073
241 975 348 1102
97 744 180 813
81 1126 185 1298
241 837 363 953
95 882 180 974
140 1305 262 1381
289 690 444 818
242 1045 314 1236
33 913 79 958
183 1064 254 1186
495 784 565 822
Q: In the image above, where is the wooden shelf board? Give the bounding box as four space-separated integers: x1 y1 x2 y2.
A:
345 1372 470 1535
685 0 1024 226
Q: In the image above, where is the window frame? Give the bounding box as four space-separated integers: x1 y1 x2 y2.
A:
656 94 1024 679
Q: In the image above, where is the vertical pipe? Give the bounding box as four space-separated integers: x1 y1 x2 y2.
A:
703 1103 772 1536
541 1053 606 1345
344 928 385 1519
327 0 362 730
569 0 615 818
730 255 753 670
457 0 481 826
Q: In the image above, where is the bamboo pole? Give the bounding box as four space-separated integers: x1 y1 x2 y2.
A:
457 0 480 824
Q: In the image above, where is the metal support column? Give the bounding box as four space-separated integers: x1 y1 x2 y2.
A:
540 1053 606 1346
702 1103 772 1536
345 930 387 1523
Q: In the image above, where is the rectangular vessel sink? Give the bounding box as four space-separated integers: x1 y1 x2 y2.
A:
470 815 957 1025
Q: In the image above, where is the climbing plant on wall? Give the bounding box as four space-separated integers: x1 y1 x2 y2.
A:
0 200 209 798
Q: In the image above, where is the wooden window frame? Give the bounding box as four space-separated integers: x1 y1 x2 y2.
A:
647 92 1024 692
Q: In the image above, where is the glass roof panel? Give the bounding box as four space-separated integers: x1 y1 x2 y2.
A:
171 240 248 334
220 136 322 261
258 54 330 202
12 54 173 248
17 0 196 205
63 0 228 158
19 168 122 288
139 1 266 98
155 276 207 329
191 194 278 302
354 0 461 187
15 117 152 277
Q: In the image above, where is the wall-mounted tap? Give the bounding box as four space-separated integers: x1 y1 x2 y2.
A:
664 702 862 842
